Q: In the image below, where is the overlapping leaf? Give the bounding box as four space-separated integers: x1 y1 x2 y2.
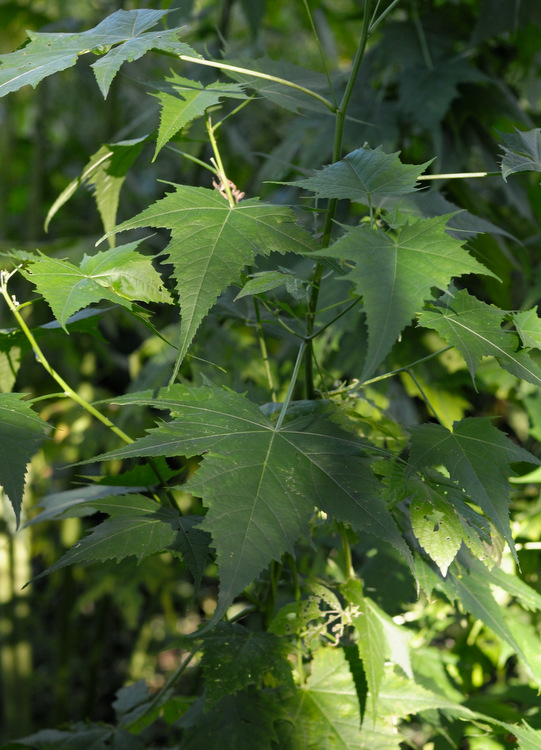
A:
109 186 319 373
90 385 411 619
513 307 541 349
151 74 247 159
316 215 493 380
0 393 49 525
288 146 432 204
45 138 147 243
21 240 172 330
499 127 541 181
0 8 199 98
418 289 541 387
408 418 540 559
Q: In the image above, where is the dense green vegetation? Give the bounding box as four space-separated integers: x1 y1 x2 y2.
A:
2 0 541 747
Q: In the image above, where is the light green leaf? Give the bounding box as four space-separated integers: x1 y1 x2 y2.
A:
342 579 385 717
0 9 199 98
409 418 540 561
283 647 363 750
418 289 541 387
289 146 432 204
235 269 308 301
513 307 541 350
317 215 493 380
89 385 411 619
199 623 294 707
45 138 147 244
500 720 541 749
0 393 48 526
21 240 172 330
499 128 541 181
471 556 541 612
152 74 246 159
376 670 473 718
37 495 182 578
410 496 463 577
109 186 319 373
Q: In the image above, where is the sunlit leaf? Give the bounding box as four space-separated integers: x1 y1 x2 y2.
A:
418 289 541 387
0 393 48 526
0 9 199 98
21 240 173 330
499 127 541 181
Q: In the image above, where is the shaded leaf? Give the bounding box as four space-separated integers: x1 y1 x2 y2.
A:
409 418 540 561
89 385 411 620
0 9 199 98
45 138 147 244
289 146 432 204
21 240 172 330
0 393 48 526
168 515 211 590
418 289 541 387
513 307 541 349
109 186 319 372
151 74 246 159
317 215 493 379
199 623 294 707
499 128 541 181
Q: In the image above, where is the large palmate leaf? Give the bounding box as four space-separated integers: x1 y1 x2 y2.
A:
499 128 541 181
90 385 411 619
408 418 540 559
21 240 172 330
418 289 541 387
0 8 199 98
151 74 247 159
0 393 48 525
288 146 432 204
45 138 147 244
316 215 493 380
110 186 319 375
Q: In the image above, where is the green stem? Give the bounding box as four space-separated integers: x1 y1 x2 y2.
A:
301 0 338 107
286 553 305 685
306 298 362 341
275 340 307 430
339 523 354 579
369 0 401 33
361 345 453 386
206 111 235 206
419 171 500 180
1 280 133 446
178 55 336 113
305 0 373 398
253 294 277 401
405 369 444 425
412 2 433 70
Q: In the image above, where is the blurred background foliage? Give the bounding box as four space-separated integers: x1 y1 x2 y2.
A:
1 0 541 746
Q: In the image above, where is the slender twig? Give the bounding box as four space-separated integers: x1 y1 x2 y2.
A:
405 369 444 425
275 340 307 430
253 291 277 401
361 345 453 386
419 171 500 180
301 0 338 108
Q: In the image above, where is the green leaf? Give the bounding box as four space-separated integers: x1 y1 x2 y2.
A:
288 146 432 204
375 670 473 718
410 496 463 577
499 128 541 181
89 385 411 619
199 623 294 707
235 269 308 301
168 515 211 590
418 289 541 388
179 691 279 750
281 647 363 750
0 393 48 526
513 307 541 349
0 8 199 98
409 418 540 561
110 186 319 372
151 74 246 159
45 138 147 244
37 495 182 578
317 215 493 379
21 240 173 330
342 579 385 717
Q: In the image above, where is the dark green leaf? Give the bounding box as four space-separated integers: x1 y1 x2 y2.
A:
499 128 541 181
317 215 493 379
89 385 411 619
0 393 48 526
289 146 432 204
110 186 319 371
